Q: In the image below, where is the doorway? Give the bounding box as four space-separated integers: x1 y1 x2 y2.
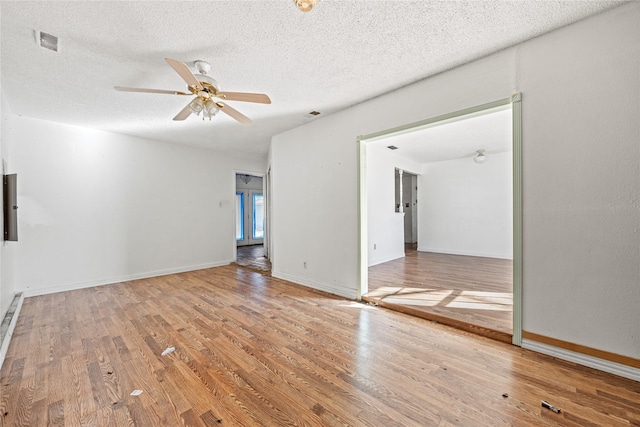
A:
358 95 523 345
235 173 271 273
236 191 264 246
395 169 418 246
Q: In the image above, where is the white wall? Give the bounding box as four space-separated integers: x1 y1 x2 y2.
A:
269 122 358 298
418 151 512 259
271 3 639 360
518 5 639 357
6 115 265 296
367 144 421 266
0 90 14 318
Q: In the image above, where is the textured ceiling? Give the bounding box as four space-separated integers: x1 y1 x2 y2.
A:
0 1 624 158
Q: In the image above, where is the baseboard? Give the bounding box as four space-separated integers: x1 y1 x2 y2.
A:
0 292 24 371
368 252 405 267
271 270 356 300
522 334 640 382
416 247 512 260
23 260 233 297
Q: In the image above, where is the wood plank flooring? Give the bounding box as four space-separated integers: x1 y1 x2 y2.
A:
2 265 639 426
235 245 271 274
366 249 513 342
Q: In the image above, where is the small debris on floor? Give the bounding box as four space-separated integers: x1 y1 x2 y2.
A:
161 346 175 356
502 393 509 398
130 390 143 396
541 400 561 413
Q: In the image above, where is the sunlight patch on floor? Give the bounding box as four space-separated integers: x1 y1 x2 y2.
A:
338 301 374 309
368 287 512 311
446 291 512 311
371 288 454 307
366 286 446 297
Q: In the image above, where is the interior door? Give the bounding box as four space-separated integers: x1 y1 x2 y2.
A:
236 190 264 246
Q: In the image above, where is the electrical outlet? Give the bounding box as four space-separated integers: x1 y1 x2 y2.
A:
303 261 307 269
374 243 377 250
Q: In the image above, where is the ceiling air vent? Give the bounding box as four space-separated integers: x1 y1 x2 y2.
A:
304 111 321 118
387 145 398 150
37 31 59 52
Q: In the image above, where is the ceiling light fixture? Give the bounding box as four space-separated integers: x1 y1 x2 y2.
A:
187 61 220 120
473 150 488 164
238 174 253 184
189 96 219 120
294 0 318 12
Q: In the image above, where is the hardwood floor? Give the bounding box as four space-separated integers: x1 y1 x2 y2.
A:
235 244 271 274
366 249 513 343
1 265 638 426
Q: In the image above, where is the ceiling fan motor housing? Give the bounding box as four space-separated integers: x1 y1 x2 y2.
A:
193 60 219 91
194 60 210 74
195 75 219 93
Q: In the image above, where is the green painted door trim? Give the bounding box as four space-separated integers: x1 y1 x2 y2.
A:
510 93 523 346
356 139 367 300
357 94 524 346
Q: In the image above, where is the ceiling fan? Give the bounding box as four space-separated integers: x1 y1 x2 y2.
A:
115 58 271 124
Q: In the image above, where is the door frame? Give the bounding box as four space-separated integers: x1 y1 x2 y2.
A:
233 170 266 260
356 94 523 346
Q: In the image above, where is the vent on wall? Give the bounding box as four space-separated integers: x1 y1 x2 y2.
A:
387 145 398 150
37 31 59 52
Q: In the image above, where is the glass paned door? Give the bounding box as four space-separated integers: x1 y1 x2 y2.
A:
252 193 264 239
236 190 264 246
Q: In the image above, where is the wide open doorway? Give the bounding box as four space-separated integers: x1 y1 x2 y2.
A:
358 96 522 345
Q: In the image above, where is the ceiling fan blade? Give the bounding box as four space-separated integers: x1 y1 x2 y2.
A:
217 92 271 104
173 101 193 121
165 58 203 90
217 102 252 125
114 86 190 95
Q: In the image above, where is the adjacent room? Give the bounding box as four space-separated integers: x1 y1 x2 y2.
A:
1 1 638 425
364 105 514 342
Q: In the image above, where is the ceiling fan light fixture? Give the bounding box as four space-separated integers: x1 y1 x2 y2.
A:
294 0 317 12
189 97 204 114
204 99 219 118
